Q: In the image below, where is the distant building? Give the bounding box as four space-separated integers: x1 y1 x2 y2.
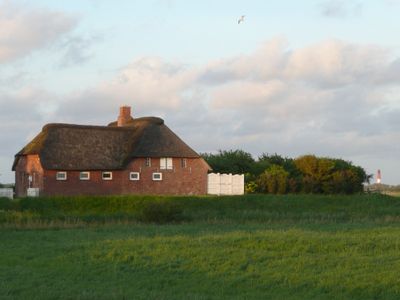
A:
377 169 382 184
12 106 211 197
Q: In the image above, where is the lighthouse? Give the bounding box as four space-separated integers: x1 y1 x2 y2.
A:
377 169 382 184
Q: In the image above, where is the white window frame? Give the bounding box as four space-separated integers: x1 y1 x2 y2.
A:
102 172 113 180
152 172 162 181
181 158 187 168
129 172 140 181
160 157 173 170
56 171 67 181
79 172 90 181
145 157 151 167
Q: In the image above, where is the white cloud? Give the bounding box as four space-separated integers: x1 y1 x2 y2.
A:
211 80 287 109
53 40 400 166
0 1 77 63
284 40 387 87
199 38 288 85
0 86 60 182
54 57 200 124
1 38 400 184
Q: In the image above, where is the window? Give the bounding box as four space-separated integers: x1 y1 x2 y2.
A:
152 172 162 181
80 172 90 180
56 171 67 181
102 172 113 180
160 157 173 170
181 158 187 168
129 172 140 181
145 157 151 167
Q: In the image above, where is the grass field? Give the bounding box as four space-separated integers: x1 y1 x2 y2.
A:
1 194 400 299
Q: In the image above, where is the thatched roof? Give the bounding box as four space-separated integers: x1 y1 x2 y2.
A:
13 117 202 171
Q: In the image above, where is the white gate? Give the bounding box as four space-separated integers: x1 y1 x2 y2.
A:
207 173 244 195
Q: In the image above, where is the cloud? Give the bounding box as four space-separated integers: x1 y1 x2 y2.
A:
199 38 289 85
54 57 199 124
57 35 101 67
285 41 388 87
0 86 59 183
0 1 77 63
319 0 363 18
0 87 58 139
211 80 287 109
2 38 400 184
0 71 30 88
199 38 388 89
55 39 400 159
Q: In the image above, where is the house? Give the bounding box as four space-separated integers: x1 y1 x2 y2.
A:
12 106 211 197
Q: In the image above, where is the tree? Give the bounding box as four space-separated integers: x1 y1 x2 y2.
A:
257 165 289 194
294 155 369 194
330 159 369 193
201 150 255 175
259 153 299 176
294 155 334 193
202 149 370 195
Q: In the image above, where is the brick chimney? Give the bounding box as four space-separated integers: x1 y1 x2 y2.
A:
117 106 132 126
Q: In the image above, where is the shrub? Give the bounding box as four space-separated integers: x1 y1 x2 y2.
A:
257 165 289 194
245 181 258 194
135 200 184 223
0 210 41 225
0 198 15 210
201 150 255 174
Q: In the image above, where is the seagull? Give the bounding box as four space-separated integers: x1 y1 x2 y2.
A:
238 15 245 24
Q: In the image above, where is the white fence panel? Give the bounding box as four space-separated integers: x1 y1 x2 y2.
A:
0 188 13 199
220 174 232 195
232 175 245 195
207 173 244 195
207 173 221 195
27 188 40 197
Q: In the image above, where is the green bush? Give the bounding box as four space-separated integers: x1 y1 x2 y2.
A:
8 196 186 225
135 199 184 223
245 181 258 194
0 210 41 224
18 195 145 213
257 165 289 194
203 149 370 195
0 197 15 210
0 197 10 209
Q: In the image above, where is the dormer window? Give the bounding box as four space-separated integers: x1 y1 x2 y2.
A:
160 157 173 170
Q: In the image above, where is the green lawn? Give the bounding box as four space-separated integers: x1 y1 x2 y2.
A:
1 194 400 299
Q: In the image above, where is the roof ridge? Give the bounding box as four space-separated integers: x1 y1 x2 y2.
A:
107 116 164 127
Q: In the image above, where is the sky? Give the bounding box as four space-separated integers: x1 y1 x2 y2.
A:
0 0 400 185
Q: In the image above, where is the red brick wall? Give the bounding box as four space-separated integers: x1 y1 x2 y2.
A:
14 155 44 197
39 157 209 196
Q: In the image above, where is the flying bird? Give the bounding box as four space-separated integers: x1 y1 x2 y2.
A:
238 15 245 24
